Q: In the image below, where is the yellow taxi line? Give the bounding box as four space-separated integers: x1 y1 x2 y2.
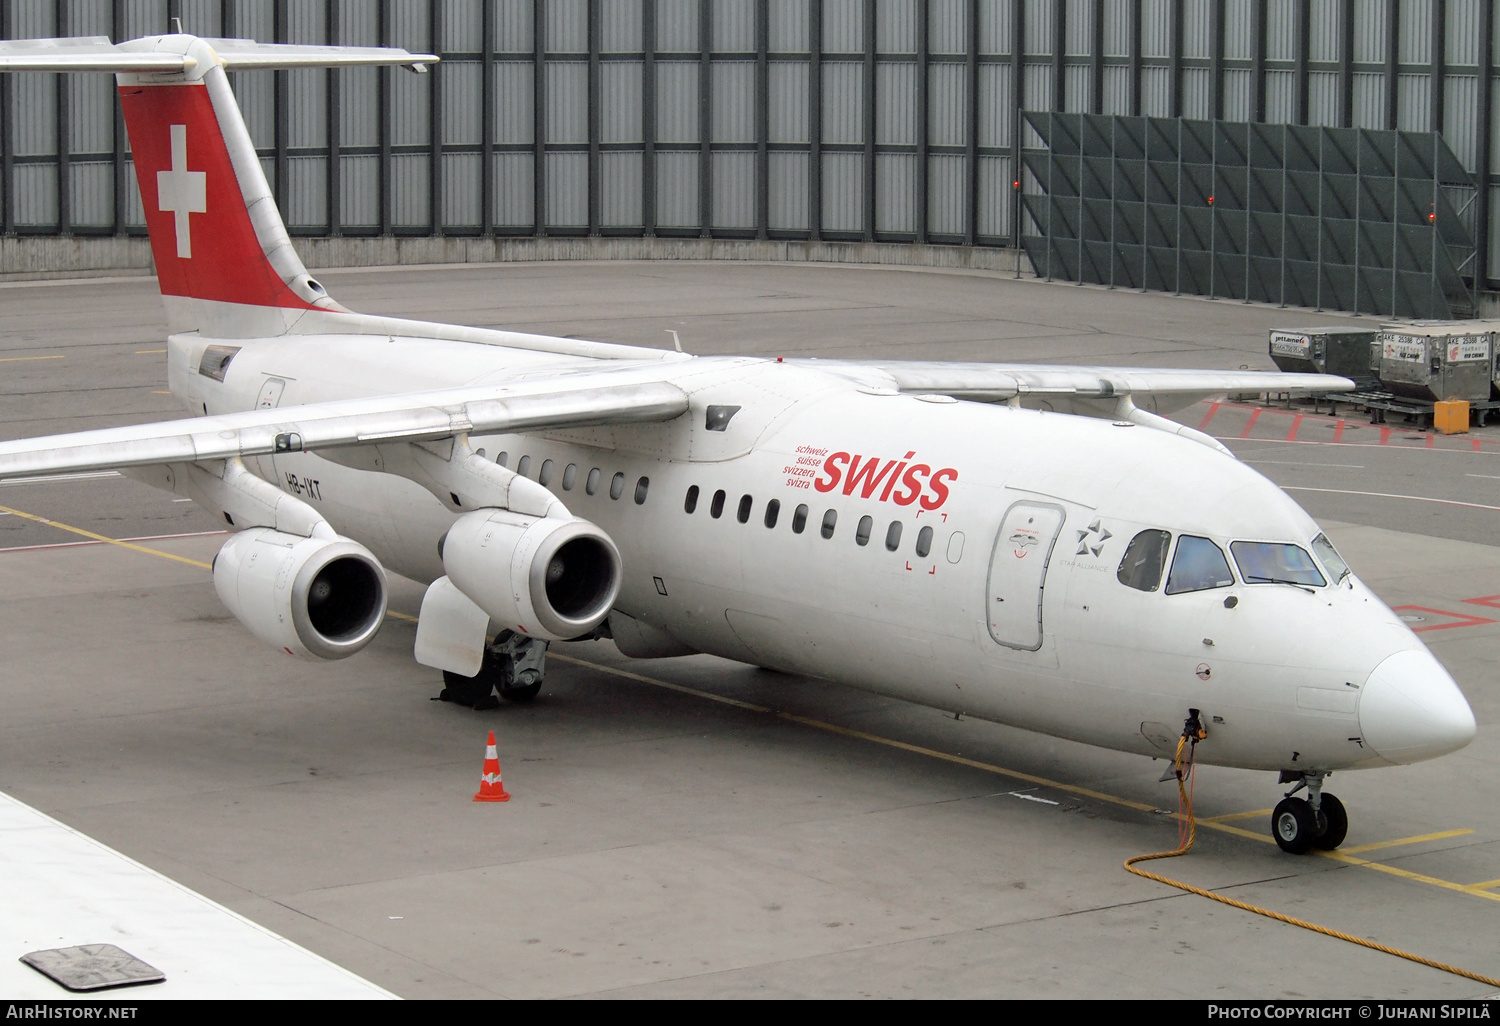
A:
0 504 212 569
1337 829 1474 855
0 354 64 363
1201 808 1272 823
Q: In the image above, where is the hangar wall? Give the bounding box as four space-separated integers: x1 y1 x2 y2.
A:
1 0 1497 306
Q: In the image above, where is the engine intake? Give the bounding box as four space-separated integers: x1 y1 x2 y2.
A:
213 528 388 660
442 509 621 641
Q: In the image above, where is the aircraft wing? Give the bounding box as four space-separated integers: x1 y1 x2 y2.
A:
0 377 688 482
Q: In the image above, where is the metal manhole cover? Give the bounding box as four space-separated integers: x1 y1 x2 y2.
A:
20 944 165 992
1400 614 1426 623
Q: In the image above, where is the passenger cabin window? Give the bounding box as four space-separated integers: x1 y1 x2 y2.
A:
539 459 554 486
1165 536 1236 595
586 467 601 495
855 515 873 546
1117 529 1172 592
915 525 933 557
764 498 780 528
1312 533 1350 584
737 495 753 523
685 485 700 513
562 463 577 490
710 489 726 518
821 509 837 539
634 477 650 504
885 521 902 551
496 451 509 467
610 472 626 500
517 455 531 477
1231 541 1326 588
792 504 808 534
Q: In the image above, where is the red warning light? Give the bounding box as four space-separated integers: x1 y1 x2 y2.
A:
1429 212 1436 222
1207 195 1214 205
1012 180 1020 189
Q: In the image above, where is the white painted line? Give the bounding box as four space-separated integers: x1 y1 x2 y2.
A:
1465 474 1500 480
1008 792 1061 806
1283 486 1500 512
1242 459 1365 468
0 470 121 485
0 529 227 554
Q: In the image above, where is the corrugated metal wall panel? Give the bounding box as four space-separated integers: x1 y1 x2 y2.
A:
878 0 918 53
602 62 644 143
714 0 756 51
1141 67 1172 116
492 151 534 225
1352 72 1388 128
341 67 381 147
1443 76 1479 170
442 151 481 226
1266 70 1297 124
769 61 810 142
977 155 1011 235
1223 68 1253 121
548 0 588 53
287 155 328 227
494 0 534 52
180 0 221 36
824 0 865 53
821 152 864 230
927 152 964 234
1065 0 1093 56
69 162 112 227
767 151 809 229
442 62 483 146
1183 0 1211 59
494 63 535 144
1353 0 1388 64
1102 0 1130 56
655 151 700 225
1396 74 1432 132
230 0 272 40
1493 81 1500 168
1309 0 1341 62
13 0 55 34
232 71 275 150
1446 0 1480 68
546 151 587 225
877 62 917 145
1397 0 1432 65
288 68 328 148
977 64 1013 146
69 74 113 154
339 0 380 46
391 65 432 147
391 0 431 51
11 75 56 157
656 62 701 142
1065 64 1092 112
392 152 431 226
123 160 145 228
822 63 864 144
1101 65 1131 114
287 0 326 43
1024 0 1054 56
600 151 643 226
1023 64 1053 141
1142 0 1171 58
546 62 587 144
1308 71 1341 125
13 165 58 226
1224 0 1253 60
339 156 379 227
929 0 968 54
929 62 967 145
712 61 755 142
875 152 917 232
602 0 644 52
1182 68 1212 119
770 0 812 52
656 0 700 52
442 0 483 52
978 0 1014 55
712 151 756 227
69 0 110 35
1267 0 1297 61
123 0 167 40
1492 187 1500 278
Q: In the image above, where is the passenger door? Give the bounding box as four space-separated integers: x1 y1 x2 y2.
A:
986 501 1066 651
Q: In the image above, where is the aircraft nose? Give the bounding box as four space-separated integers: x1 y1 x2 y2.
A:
1359 649 1476 765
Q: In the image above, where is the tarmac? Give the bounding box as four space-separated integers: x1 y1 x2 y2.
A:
0 261 1496 999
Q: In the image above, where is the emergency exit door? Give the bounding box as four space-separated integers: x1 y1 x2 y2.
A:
986 502 1066 650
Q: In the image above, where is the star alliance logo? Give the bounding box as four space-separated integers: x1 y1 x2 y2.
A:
1076 519 1112 557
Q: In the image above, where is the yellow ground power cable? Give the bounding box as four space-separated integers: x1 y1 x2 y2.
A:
1125 731 1500 990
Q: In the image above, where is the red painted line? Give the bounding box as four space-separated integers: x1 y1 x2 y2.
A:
1286 414 1304 441
1197 402 1222 432
1332 419 1346 443
1238 408 1262 439
1426 433 1436 449
1475 439 1485 451
1379 426 1391 445
1464 595 1500 610
1393 605 1498 633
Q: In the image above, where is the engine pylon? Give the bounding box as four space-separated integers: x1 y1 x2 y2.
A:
473 730 511 803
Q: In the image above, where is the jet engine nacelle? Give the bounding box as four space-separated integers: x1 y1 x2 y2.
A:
213 528 389 660
442 509 622 642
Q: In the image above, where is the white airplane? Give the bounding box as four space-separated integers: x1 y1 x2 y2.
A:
0 34 1476 857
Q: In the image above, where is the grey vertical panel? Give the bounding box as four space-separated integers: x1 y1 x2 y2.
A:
546 62 587 142
495 0 535 51
546 150 587 223
876 61 916 144
493 151 535 225
1308 0 1340 61
768 150 808 227
1446 0 1480 67
712 150 754 225
1443 76 1479 169
1064 0 1091 54
1141 0 1170 57
1492 185 1500 280
929 0 967 53
494 63 536 143
287 156 328 226
770 0 812 51
1024 0 1053 54
229 0 272 38
1265 0 1296 60
713 0 754 49
1352 72 1387 127
341 67 380 147
441 62 482 145
1102 0 1130 55
1141 66 1171 115
1022 64 1052 145
977 154 1009 235
392 152 431 225
1353 0 1387 63
602 0 644 51
927 152 963 232
976 63 1012 145
1398 0 1432 65
821 151 863 229
600 150 643 224
1182 0 1210 58
978 0 1013 55
340 0 380 45
123 159 146 228
1308 71 1340 124
875 152 916 232
822 62 863 143
1101 64 1131 112
655 150 699 224
1222 68 1252 120
549 0 588 51
288 68 328 147
234 72 275 150
14 76 57 156
1223 0 1252 60
180 0 221 34
122 0 168 38
70 0 110 35
928 62 966 144
391 65 432 146
824 0 864 52
878 0 918 52
68 74 112 154
1182 67 1211 118
1265 70 1296 123
656 61 700 141
1065 64 1091 111
288 0 327 41
768 61 809 142
441 0 483 50
712 60 754 141
601 62 644 142
657 0 699 50
341 154 380 226
69 162 112 227
15 165 58 226
1396 74 1431 132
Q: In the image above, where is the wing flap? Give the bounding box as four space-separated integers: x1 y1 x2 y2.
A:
850 361 1352 399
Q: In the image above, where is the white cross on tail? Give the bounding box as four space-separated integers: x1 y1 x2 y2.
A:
156 124 206 258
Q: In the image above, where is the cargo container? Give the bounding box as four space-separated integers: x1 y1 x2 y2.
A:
1376 322 1494 403
1268 327 1380 387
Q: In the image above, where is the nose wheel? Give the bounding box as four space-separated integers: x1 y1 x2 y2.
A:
1271 772 1347 854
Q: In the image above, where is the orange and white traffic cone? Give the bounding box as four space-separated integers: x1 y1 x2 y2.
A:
473 730 511 802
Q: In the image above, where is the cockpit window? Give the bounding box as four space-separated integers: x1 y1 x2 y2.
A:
1231 541 1326 588
1117 529 1171 592
1311 533 1350 584
1165 536 1236 595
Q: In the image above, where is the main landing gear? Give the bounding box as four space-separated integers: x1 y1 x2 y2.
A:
437 630 548 710
1270 770 1348 854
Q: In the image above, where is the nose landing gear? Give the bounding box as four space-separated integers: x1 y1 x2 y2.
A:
1271 770 1348 854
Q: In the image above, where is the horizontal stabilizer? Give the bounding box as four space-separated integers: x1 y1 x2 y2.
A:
0 35 435 74
0 36 191 73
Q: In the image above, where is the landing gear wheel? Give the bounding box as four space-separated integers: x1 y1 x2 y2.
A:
439 649 501 710
1311 793 1348 851
499 681 542 702
497 658 542 702
1272 797 1318 854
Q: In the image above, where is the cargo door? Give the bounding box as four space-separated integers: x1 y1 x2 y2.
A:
986 501 1066 651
